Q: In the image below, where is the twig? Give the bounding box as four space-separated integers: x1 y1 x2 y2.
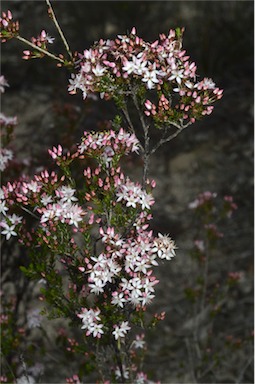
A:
20 354 30 382
236 354 254 384
131 88 150 186
20 206 40 220
0 351 17 382
45 0 73 61
121 102 138 139
113 340 126 383
151 121 192 155
16 35 65 64
200 236 210 313
185 337 198 383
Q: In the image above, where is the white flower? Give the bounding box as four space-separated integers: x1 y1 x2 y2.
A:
112 321 131 340
56 186 78 203
100 145 115 167
45 34 55 44
89 322 104 338
40 194 53 206
115 365 129 380
168 66 185 85
26 180 39 193
142 69 159 89
92 64 106 77
58 202 84 227
68 73 87 98
140 291 155 306
78 308 101 326
111 291 126 308
126 195 139 208
8 213 23 225
0 113 17 126
1 222 17 240
139 192 154 210
129 289 142 306
88 279 105 294
0 148 13 171
0 75 9 93
153 233 176 260
122 58 136 74
77 308 104 338
0 200 8 215
133 334 146 349
122 56 148 76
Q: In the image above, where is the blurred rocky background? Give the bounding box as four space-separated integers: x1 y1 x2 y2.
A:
1 1 254 383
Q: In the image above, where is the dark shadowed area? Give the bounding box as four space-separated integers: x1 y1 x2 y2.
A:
1 1 254 383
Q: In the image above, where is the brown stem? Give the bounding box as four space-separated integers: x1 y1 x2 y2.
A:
151 121 192 155
113 341 126 383
45 0 73 61
121 102 137 138
16 35 65 64
130 89 150 186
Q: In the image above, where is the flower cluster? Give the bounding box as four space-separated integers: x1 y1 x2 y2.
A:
77 308 104 338
0 7 228 381
0 76 17 172
0 148 13 172
116 178 154 209
188 191 217 209
189 191 237 218
0 10 19 42
0 195 22 239
69 27 223 126
23 29 55 60
2 128 176 346
0 75 9 93
78 128 140 167
189 191 237 258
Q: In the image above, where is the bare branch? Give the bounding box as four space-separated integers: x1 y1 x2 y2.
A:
16 35 65 64
45 0 73 61
151 121 192 155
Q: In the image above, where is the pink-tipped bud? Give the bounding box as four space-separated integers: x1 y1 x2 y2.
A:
145 99 152 110
2 19 8 27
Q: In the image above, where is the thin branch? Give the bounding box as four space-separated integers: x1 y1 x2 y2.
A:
120 102 136 137
200 236 210 313
45 0 73 61
236 353 254 384
16 35 65 64
1 351 17 381
20 206 40 220
185 338 198 384
151 121 192 155
130 88 150 185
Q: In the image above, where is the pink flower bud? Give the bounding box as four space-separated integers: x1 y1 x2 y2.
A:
145 100 152 110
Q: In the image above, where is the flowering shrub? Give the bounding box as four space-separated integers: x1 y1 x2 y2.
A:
0 76 17 174
1 126 175 382
179 191 248 382
68 27 222 125
0 8 223 185
0 3 225 383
